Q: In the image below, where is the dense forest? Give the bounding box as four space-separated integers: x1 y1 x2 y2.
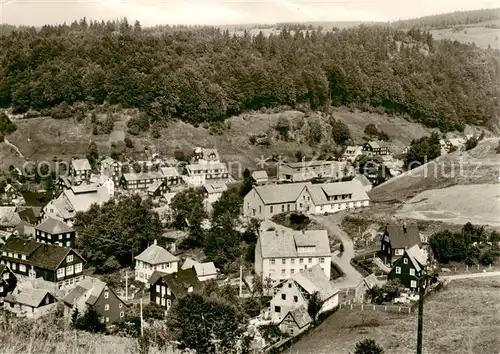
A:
392 8 500 29
0 18 499 131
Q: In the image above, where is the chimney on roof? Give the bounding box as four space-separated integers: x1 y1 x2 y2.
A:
154 239 157 246
403 221 407 233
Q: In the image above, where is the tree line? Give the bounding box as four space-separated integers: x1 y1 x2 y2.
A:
392 8 500 29
0 18 498 132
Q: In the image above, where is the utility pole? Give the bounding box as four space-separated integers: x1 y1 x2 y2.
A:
140 298 144 337
416 277 426 354
125 270 128 301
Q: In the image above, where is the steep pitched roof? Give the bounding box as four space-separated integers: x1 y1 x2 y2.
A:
17 206 41 224
135 244 178 265
29 244 76 271
306 180 369 205
181 257 199 270
160 167 180 178
35 217 74 235
149 268 202 297
385 224 421 249
293 265 338 302
62 185 110 213
122 171 165 181
72 159 91 171
405 245 427 272
1 237 41 255
4 288 54 307
0 207 21 227
253 183 309 204
360 274 380 290
193 262 217 277
258 229 331 259
283 305 312 329
63 277 108 306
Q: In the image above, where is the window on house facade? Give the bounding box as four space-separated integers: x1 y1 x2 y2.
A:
19 264 26 272
57 268 65 279
291 259 295 264
320 258 325 263
167 299 171 309
119 303 123 309
66 255 74 263
281 205 285 212
2 273 8 280
409 269 415 276
404 258 408 264
66 265 74 276
104 291 109 299
308 258 312 263
271 259 275 265
75 263 82 273
299 259 303 264
288 283 292 288
395 249 404 256
395 267 401 274
281 294 286 300
120 312 124 318
282 259 286 264
291 269 295 274
274 306 281 313
270 206 274 214
59 235 63 240
281 269 286 276
410 280 417 288
105 304 109 311
293 296 298 303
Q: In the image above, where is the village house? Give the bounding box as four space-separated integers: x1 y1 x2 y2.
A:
203 183 228 210
278 305 312 336
0 206 21 232
277 160 347 183
148 268 202 312
134 241 179 285
3 184 24 206
243 180 369 219
42 184 111 226
121 171 165 193
302 180 370 215
100 157 122 189
181 258 218 282
354 273 380 303
35 217 76 248
0 237 86 289
147 180 170 199
269 265 339 323
388 245 428 290
342 146 363 163
362 141 392 156
255 228 331 284
160 167 182 186
243 183 308 219
380 223 422 265
62 277 128 325
184 163 230 186
192 147 220 164
0 264 17 299
4 286 57 319
251 170 269 185
70 158 92 185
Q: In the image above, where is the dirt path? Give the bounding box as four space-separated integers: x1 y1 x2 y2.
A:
4 138 26 159
442 271 500 280
310 214 364 289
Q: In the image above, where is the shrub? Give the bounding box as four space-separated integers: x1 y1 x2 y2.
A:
465 136 478 151
124 137 134 148
354 339 384 354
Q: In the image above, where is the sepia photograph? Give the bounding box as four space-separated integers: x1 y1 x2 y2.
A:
0 0 499 353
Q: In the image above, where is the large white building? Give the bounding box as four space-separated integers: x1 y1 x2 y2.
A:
134 241 179 285
255 228 331 284
277 160 348 183
269 265 339 323
243 180 370 219
42 184 111 226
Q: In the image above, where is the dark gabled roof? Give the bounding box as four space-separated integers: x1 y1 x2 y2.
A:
149 268 202 297
29 245 78 271
17 207 41 224
35 217 74 235
384 224 421 249
1 237 41 255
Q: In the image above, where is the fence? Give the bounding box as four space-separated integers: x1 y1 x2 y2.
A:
339 303 412 314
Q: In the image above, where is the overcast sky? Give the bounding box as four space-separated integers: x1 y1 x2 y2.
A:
0 0 498 27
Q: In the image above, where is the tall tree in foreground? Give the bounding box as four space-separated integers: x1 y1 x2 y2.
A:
307 291 322 322
168 293 246 354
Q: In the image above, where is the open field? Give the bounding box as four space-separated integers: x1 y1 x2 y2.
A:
369 138 500 203
430 22 500 49
0 108 431 175
289 276 500 354
397 184 500 227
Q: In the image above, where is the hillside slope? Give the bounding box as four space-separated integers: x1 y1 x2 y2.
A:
0 108 432 173
369 137 500 203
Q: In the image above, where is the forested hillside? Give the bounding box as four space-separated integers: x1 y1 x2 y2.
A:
0 19 499 131
392 8 500 29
